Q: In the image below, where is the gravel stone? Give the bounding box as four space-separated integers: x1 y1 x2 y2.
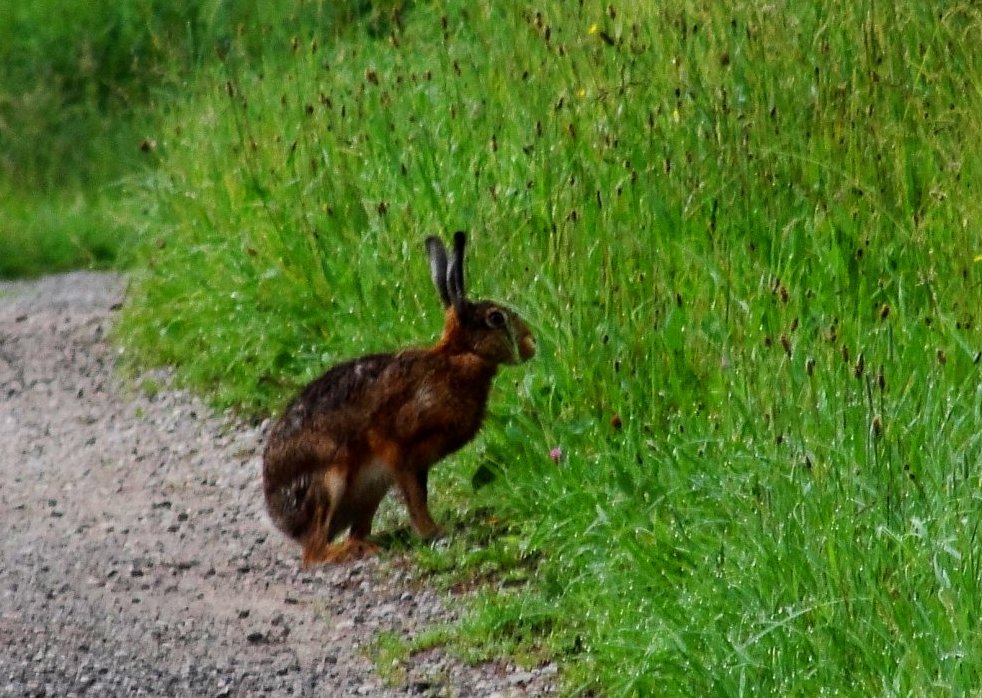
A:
0 272 557 697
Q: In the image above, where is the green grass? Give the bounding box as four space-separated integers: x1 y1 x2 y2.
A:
0 0 388 278
0 188 124 278
116 0 982 694
0 0 176 276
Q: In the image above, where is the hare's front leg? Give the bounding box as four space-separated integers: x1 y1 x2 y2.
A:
394 468 443 540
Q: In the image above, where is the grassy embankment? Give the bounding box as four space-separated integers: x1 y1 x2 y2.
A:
118 2 981 695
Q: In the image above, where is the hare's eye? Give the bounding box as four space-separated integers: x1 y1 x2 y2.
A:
486 309 506 329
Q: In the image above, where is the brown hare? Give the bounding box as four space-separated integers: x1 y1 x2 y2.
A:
262 232 536 566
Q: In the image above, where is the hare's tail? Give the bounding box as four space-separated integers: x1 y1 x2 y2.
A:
263 468 322 541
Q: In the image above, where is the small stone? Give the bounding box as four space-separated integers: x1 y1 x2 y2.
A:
507 671 536 686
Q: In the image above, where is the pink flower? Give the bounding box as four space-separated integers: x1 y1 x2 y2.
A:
549 447 563 463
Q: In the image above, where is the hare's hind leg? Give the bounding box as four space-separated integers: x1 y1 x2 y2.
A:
324 458 393 562
349 458 393 537
300 465 391 565
300 468 351 567
309 503 382 564
305 519 381 565
318 537 380 563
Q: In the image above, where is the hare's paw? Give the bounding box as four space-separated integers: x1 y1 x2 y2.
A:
331 537 380 562
416 523 446 541
302 537 380 567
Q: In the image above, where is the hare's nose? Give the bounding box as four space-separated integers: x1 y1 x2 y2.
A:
519 334 536 361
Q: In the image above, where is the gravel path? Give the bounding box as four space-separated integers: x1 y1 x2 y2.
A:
0 272 556 697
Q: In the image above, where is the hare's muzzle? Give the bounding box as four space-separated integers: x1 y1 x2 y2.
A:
518 332 536 362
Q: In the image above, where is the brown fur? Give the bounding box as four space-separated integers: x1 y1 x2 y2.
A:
262 234 534 566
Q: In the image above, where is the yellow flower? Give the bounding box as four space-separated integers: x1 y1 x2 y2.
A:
588 23 600 35
975 254 982 262
577 87 587 99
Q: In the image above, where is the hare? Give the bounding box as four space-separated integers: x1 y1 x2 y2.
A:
262 232 536 566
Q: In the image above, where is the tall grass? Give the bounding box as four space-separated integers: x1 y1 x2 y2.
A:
120 1 981 694
0 0 380 277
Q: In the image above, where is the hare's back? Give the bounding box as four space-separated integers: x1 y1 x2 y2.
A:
300 353 396 411
271 353 395 441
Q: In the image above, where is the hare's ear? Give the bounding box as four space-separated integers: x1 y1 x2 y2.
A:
446 230 467 312
425 236 452 308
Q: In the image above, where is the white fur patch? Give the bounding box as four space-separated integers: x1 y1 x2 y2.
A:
414 384 440 412
325 468 347 501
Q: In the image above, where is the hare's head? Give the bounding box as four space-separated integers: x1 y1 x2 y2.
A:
426 232 535 366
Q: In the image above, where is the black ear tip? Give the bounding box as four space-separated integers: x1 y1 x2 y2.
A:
452 230 467 247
